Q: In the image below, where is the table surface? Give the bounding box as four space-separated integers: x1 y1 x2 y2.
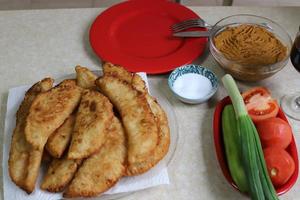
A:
0 6 300 200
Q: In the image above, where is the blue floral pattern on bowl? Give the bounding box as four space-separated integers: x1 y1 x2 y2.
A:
168 64 218 104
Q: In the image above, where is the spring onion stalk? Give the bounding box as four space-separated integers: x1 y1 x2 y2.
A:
222 74 278 200
253 125 279 200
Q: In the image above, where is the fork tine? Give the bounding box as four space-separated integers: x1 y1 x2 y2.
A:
171 19 201 29
173 22 202 29
172 23 203 32
171 19 206 32
173 21 201 29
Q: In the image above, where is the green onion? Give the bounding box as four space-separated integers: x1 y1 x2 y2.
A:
222 74 278 200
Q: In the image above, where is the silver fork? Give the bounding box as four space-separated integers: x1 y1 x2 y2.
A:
171 18 212 33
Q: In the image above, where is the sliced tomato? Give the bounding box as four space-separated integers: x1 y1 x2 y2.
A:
242 87 279 123
263 147 295 187
256 117 292 149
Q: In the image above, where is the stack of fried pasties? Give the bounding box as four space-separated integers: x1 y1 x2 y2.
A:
8 63 170 198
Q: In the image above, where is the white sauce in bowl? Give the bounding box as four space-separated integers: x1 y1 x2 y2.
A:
173 73 213 99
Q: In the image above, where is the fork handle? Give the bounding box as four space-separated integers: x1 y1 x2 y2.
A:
173 31 211 37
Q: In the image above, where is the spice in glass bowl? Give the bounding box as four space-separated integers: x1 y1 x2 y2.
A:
213 24 287 66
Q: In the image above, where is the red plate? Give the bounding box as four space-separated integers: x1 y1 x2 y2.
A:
213 96 299 196
89 0 208 74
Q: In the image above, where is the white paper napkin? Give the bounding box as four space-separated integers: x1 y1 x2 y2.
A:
3 73 169 200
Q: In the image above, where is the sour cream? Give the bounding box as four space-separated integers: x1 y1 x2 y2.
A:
173 73 213 99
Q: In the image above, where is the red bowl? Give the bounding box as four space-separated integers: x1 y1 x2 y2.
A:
213 96 299 195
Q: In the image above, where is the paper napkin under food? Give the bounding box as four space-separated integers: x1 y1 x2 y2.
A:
3 73 169 200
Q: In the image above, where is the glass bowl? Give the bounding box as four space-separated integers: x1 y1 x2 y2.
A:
209 14 292 82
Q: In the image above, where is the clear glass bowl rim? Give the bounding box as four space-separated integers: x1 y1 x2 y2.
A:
208 14 293 64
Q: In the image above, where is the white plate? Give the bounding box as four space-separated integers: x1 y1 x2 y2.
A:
3 72 179 200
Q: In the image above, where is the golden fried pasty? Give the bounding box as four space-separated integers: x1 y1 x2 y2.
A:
67 89 114 159
9 78 53 193
75 65 97 89
64 116 126 198
41 157 82 192
96 75 159 175
46 115 76 158
25 79 81 150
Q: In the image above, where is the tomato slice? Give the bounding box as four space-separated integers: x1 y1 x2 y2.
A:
263 147 295 187
242 87 279 123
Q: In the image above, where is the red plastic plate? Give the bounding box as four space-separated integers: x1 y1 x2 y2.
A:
213 96 299 196
89 0 208 74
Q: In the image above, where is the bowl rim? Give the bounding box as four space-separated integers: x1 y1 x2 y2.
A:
168 64 218 101
213 96 299 196
209 14 293 67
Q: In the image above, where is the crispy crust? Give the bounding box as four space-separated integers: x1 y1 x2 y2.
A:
46 115 75 158
131 73 147 94
75 65 98 89
123 95 170 175
96 75 159 175
8 78 54 194
101 63 170 176
127 77 170 175
102 62 132 83
67 89 114 159
15 78 54 123
41 157 82 192
63 117 126 198
25 79 82 150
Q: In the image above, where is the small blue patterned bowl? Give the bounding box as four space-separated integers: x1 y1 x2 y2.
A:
168 64 218 104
